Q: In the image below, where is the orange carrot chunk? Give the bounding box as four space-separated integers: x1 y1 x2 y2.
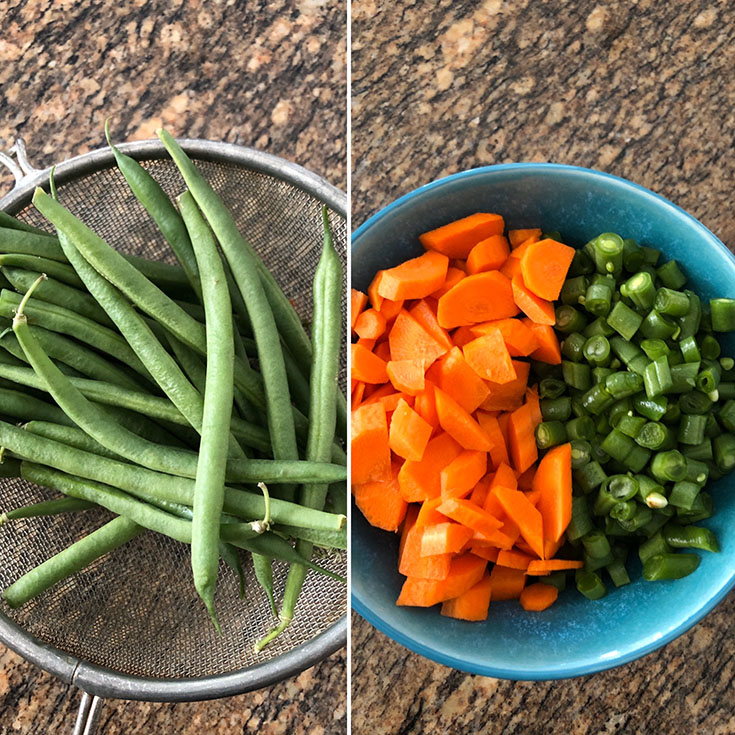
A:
419 213 505 259
534 442 573 544
351 402 391 484
437 271 519 328
434 387 493 451
520 582 559 611
413 380 439 429
420 522 474 556
507 402 539 474
463 330 517 384
471 318 539 357
351 289 368 330
436 497 504 538
397 554 488 607
527 559 584 575
440 450 488 499
416 496 449 527
451 326 477 348
469 476 491 507
525 387 543 427
524 319 562 365
431 266 466 299
409 299 454 352
497 549 534 570
353 461 408 532
489 564 526 600
480 360 530 413
520 238 576 301
508 228 542 248
378 297 404 322
512 274 556 325
398 431 463 502
466 235 510 275
399 524 452 580
378 251 450 301
351 342 389 384
493 485 544 559
352 381 366 408
470 546 501 563
386 359 426 395
368 271 386 310
389 398 433 462
432 346 491 414
440 574 493 621
354 308 387 340
389 309 449 364
476 412 510 468
499 256 522 280
373 339 391 362
490 461 518 491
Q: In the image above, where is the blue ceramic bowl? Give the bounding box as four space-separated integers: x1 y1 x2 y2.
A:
351 163 735 680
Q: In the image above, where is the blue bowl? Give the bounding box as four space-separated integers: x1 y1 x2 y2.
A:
351 163 735 680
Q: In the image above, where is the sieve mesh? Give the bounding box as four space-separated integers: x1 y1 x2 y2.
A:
0 155 347 681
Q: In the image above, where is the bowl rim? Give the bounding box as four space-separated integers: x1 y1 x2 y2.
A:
351 161 735 680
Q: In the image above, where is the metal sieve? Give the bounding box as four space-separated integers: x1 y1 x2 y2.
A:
0 138 347 733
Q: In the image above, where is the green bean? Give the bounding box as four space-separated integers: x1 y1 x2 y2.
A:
582 335 611 367
570 439 592 469
0 386 75 426
678 414 707 446
575 569 606 600
654 287 690 317
584 274 614 316
640 339 670 361
574 460 607 494
635 421 672 451
541 397 571 422
582 316 615 339
642 553 700 581
591 233 624 276
555 305 587 334
538 378 567 399
0 496 95 525
562 360 591 391
0 457 22 478
700 335 721 361
710 298 735 332
592 367 614 385
663 524 718 552
0 213 49 236
656 260 687 290
640 310 678 341
0 253 85 288
605 371 643 400
24 421 125 461
567 495 593 540
713 432 735 473
566 415 596 441
621 271 656 311
560 275 589 306
607 301 642 341
677 290 701 340
679 335 701 363
581 530 612 559
669 362 700 393
0 330 81 378
252 553 277 615
569 247 594 276
615 413 645 439
581 383 614 415
561 333 587 362
643 356 672 398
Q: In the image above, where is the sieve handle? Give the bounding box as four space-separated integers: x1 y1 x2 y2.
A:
72 691 104 735
0 138 44 194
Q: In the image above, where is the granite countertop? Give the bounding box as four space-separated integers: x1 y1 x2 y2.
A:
0 1 346 733
352 1 735 732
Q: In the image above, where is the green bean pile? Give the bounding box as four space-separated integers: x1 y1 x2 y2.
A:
531 231 735 599
0 128 346 648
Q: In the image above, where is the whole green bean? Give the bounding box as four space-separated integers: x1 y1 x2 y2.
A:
0 253 85 288
0 497 95 525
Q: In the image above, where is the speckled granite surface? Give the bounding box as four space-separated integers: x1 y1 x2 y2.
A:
352 1 735 733
0 0 346 733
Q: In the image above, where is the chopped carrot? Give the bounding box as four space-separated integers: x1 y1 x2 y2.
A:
399 524 452 579
507 402 538 474
351 342 388 384
476 412 510 468
352 381 366 408
416 497 448 527
353 461 407 532
480 360 530 412
420 522 474 556
472 526 515 550
351 402 391 484
466 235 510 274
432 347 490 413
534 442 573 544
364 383 398 405
389 398 433 462
525 488 542 505
527 559 584 575
368 270 386 311
471 318 539 357
440 450 487 499
520 583 558 612
378 251 449 301
497 549 535 570
507 236 537 262
520 239 576 301
493 485 544 558
409 299 453 351
499 256 522 280
413 380 439 428
509 228 542 248
469 476 491 507
398 504 419 560
525 387 543 427
354 308 387 340
450 258 467 273
440 574 493 621
516 464 536 491
490 462 518 491
512 274 556 325
378 297 404 321
524 320 562 364
419 213 505 259
389 309 448 364
397 431 463 502
431 266 466 298
463 330 517 384
357 336 376 352
451 326 477 347
386 359 426 395
543 535 563 560
436 497 504 538
397 554 487 607
351 289 368 331
434 387 493 451
373 339 391 362
470 546 501 563
497 411 511 448
437 271 519 328
489 564 526 600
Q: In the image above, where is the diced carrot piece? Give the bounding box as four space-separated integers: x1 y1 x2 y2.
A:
378 251 449 301
440 574 493 621
471 318 539 357
378 297 405 321
357 337 376 352
389 399 433 461
469 476 491 507
507 402 539 474
386 359 426 395
436 497 504 538
451 326 477 347
420 522 474 556
413 380 439 429
351 402 391 484
479 360 530 412
534 442 573 544
520 239 576 301
352 381 366 408
527 559 584 575
508 236 537 262
373 339 391 363
352 343 388 384
431 266 466 299
363 383 397 404
497 549 535 570
509 228 542 248
525 387 543 427
354 308 387 340
409 299 453 352
389 309 448 364
497 411 511 448
440 450 487 499
471 527 515 550
397 554 487 607
431 346 490 414
512 274 556 325
490 462 518 491
466 235 510 275
398 504 419 560
520 582 559 611
493 485 544 559
470 546 501 563
397 432 463 502
489 565 526 600
449 258 467 273
516 464 536 491
368 271 385 310
434 387 493 451
399 524 452 579
499 256 522 280
524 320 562 364
419 213 505 259
437 271 519 328
416 496 448 527
351 289 368 331
476 412 510 468
353 461 407 532
543 535 563 560
524 488 542 505
463 331 517 384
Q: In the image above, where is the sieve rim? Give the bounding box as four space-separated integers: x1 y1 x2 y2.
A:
0 138 347 701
